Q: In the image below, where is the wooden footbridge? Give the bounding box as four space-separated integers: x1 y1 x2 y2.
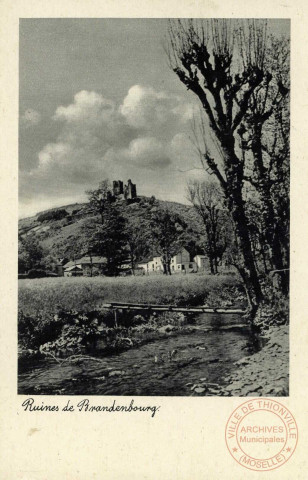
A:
102 301 246 315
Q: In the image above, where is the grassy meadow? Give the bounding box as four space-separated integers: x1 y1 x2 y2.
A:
18 273 245 316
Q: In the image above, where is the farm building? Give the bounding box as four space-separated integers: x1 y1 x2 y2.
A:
63 256 107 276
137 248 203 274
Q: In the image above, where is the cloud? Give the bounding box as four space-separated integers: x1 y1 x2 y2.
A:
21 86 198 213
105 137 172 172
120 84 194 130
54 90 115 125
20 108 41 126
38 142 71 168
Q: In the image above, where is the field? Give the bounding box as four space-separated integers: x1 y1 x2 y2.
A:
18 273 245 316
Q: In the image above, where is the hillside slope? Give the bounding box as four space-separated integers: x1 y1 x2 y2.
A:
19 196 204 262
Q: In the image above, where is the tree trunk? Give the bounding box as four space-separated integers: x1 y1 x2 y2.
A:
167 261 172 275
224 148 263 310
230 196 263 308
130 252 135 275
213 256 218 274
250 126 286 276
209 256 215 275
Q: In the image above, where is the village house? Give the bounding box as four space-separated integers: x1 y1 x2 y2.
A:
194 254 207 271
137 248 205 274
63 256 107 276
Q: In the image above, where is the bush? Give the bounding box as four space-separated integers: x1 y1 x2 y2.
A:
27 269 46 278
18 310 64 350
18 309 114 355
45 271 58 277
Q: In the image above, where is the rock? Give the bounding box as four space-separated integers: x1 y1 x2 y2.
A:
185 382 193 387
271 387 287 396
208 388 220 394
234 358 250 366
158 324 175 334
191 384 198 391
200 377 207 382
109 370 124 377
194 387 206 394
209 358 220 363
264 387 274 394
225 382 243 391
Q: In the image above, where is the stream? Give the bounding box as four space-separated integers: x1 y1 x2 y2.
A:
18 313 261 396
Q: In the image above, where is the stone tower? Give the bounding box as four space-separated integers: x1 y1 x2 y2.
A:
124 179 137 199
113 180 123 197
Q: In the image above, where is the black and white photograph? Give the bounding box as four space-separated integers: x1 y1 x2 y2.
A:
18 18 290 397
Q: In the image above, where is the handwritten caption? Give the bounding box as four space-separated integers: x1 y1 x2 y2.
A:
21 397 160 418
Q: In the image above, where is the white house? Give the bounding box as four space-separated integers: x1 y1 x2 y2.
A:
137 248 198 274
148 255 164 273
194 254 207 271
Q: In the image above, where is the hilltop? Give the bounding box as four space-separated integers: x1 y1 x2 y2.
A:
18 196 204 263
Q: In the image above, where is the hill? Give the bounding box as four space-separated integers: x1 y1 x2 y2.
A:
18 196 204 264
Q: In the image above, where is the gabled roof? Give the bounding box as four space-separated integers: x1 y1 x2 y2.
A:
64 265 83 272
78 256 107 265
137 257 153 265
63 260 76 268
63 256 107 268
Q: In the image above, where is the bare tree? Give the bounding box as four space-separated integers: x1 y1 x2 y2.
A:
150 208 186 275
167 19 288 310
187 180 227 274
239 32 290 292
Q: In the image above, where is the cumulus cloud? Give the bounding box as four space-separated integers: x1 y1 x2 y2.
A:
20 108 41 126
38 142 71 168
54 90 115 125
34 90 138 183
120 85 194 130
107 137 172 171
24 86 198 209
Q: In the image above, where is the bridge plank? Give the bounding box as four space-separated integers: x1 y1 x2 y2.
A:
101 303 246 314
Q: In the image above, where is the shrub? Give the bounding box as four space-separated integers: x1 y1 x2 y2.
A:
27 269 47 278
18 309 115 355
18 310 64 349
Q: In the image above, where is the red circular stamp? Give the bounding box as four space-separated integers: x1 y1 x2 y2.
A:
225 398 298 471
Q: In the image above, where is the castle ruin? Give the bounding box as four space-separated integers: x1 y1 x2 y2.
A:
112 179 137 200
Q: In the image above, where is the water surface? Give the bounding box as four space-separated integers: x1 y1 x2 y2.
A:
19 313 258 396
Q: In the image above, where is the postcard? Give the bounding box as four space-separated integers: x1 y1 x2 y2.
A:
0 1 307 478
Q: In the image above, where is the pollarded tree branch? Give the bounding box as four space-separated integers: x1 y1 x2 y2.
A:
203 153 227 192
231 70 264 132
174 67 222 139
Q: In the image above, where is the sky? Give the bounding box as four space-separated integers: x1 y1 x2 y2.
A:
19 18 289 218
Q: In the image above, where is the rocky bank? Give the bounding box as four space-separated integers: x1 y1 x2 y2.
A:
190 325 289 396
